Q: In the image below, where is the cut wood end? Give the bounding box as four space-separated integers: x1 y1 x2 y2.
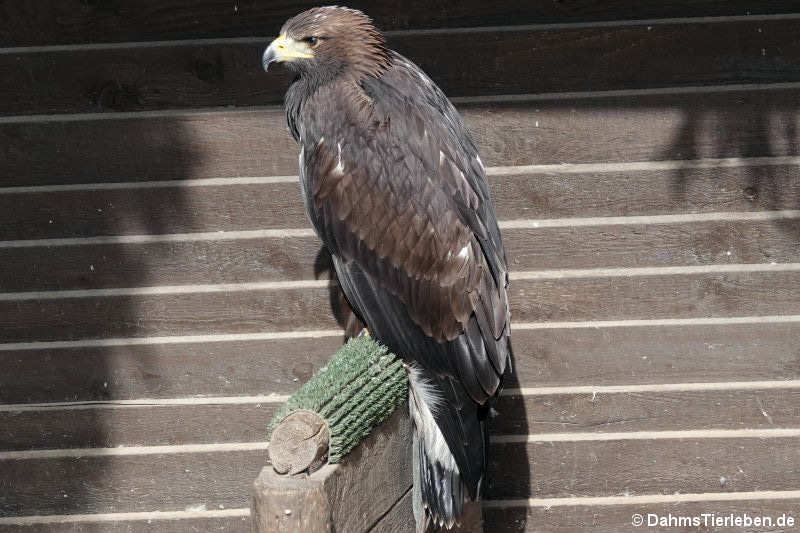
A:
268 410 330 476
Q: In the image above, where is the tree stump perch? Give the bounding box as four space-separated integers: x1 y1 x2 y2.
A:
253 405 413 532
268 410 330 475
252 337 482 532
252 404 483 532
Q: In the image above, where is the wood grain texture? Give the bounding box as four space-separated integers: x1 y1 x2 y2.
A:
506 323 800 389
2 271 799 342
505 221 800 272
1 438 798 516
3 88 798 186
489 164 800 221
6 388 798 451
3 322 798 405
0 286 340 342
4 20 800 115
0 403 278 451
252 406 412 533
0 516 250 533
510 271 800 323
0 237 329 291
4 220 799 291
486 438 800 498
484 500 800 533
0 449 267 516
493 389 800 435
0 182 309 240
0 337 344 404
369 488 415 533
4 1 799 46
2 163 799 240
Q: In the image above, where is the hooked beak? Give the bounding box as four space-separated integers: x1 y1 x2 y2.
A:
263 34 314 71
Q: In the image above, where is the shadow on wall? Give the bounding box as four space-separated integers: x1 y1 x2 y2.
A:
468 89 799 530
667 94 800 237
0 116 198 516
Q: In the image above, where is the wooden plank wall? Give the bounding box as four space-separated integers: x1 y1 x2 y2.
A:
1 2 800 532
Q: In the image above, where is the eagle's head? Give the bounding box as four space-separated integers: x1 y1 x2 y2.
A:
263 6 391 82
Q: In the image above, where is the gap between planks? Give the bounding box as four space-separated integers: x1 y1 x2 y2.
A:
0 329 345 352
4 428 800 461
0 441 271 460
1 210 799 249
486 490 800 509
1 155 798 195
2 13 800 55
0 394 292 412
1 263 799 301
491 428 800 444
1 315 799 352
2 81 800 124
4 380 800 413
0 508 250 526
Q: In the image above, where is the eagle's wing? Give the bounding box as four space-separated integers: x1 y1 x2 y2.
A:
297 54 511 494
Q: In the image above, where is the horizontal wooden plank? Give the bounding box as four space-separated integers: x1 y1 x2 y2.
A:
4 20 800 115
4 2 800 46
2 438 799 516
505 221 800 273
0 107 296 186
493 389 800 435
491 163 800 221
0 515 249 533
487 438 800 498
0 450 266 517
0 237 328 291
7 388 800 451
0 403 278 451
3 321 798 405
0 337 343 404
509 322 800 390
484 500 800 533
511 270 800 323
1 270 799 342
3 87 798 186
4 220 799 291
0 286 340 342
2 163 799 240
0 182 309 240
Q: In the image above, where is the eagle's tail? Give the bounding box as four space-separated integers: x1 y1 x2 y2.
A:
408 366 486 531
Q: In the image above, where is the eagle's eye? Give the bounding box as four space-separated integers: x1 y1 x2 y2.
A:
304 36 320 47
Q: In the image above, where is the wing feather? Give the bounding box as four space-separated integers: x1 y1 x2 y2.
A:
295 52 512 489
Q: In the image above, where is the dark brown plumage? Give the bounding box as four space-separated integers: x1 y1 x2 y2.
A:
264 7 512 529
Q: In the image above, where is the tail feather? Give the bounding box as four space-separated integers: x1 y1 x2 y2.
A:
408 365 486 530
414 431 466 529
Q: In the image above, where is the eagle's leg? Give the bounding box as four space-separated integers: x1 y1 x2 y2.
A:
407 365 465 531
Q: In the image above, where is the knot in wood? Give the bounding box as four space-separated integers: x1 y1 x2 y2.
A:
269 410 330 476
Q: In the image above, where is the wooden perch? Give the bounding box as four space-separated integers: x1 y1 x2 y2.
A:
253 336 482 532
252 404 414 532
252 405 482 532
268 410 330 476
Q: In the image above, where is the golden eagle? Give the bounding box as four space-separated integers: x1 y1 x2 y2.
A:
264 7 512 529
